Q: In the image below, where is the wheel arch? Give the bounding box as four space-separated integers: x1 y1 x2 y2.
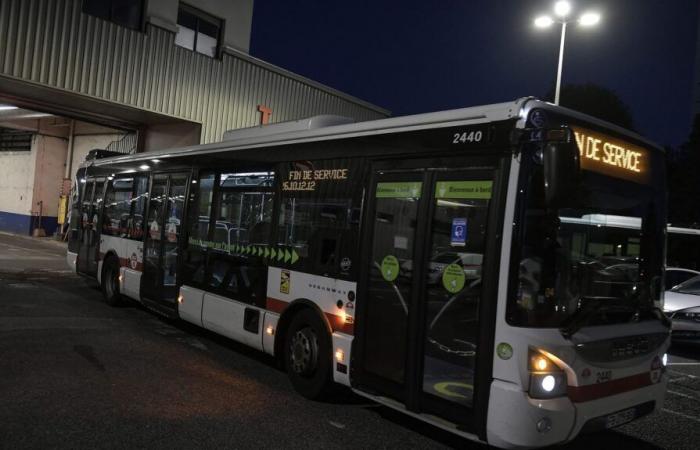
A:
99 250 120 285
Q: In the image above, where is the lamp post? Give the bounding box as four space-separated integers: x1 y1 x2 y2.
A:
535 1 601 105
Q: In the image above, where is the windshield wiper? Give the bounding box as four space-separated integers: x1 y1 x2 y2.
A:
560 297 669 339
560 298 638 339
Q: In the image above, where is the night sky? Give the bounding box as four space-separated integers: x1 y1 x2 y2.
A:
250 0 698 148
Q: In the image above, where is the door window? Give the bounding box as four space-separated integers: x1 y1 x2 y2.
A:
422 180 492 407
364 180 422 384
144 176 168 278
163 176 187 286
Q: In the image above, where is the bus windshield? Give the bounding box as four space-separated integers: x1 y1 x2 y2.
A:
509 164 666 330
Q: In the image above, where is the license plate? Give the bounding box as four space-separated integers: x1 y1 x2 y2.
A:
605 407 636 428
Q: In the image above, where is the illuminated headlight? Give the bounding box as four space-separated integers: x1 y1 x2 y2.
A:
542 375 556 391
528 349 568 399
662 353 668 367
529 372 567 399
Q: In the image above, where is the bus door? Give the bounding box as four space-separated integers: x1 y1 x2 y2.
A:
355 165 499 429
76 177 105 277
141 173 189 311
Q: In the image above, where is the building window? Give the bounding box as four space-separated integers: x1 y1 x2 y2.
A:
175 4 222 58
0 128 32 151
82 0 144 30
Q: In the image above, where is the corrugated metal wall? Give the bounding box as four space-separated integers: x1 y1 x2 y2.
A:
0 0 387 144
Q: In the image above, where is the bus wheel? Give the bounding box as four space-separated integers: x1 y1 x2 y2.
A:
101 257 122 306
284 309 332 399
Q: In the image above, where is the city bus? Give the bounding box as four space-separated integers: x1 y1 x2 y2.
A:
66 98 670 448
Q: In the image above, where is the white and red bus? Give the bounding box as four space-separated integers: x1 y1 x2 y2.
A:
67 98 670 448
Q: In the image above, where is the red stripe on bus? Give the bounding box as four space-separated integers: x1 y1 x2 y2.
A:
266 297 354 335
98 253 143 272
266 297 287 314
567 372 656 403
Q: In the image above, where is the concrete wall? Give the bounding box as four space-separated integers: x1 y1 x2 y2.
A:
0 144 36 216
147 0 254 53
143 122 201 152
32 135 68 219
0 134 68 235
71 133 126 177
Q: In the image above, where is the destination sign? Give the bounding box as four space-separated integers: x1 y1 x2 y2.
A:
571 126 650 183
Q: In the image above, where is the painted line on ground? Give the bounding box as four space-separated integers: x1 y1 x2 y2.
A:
668 363 700 366
667 389 698 400
662 408 700 423
669 370 698 379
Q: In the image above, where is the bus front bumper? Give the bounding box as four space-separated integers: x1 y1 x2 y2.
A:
486 376 667 449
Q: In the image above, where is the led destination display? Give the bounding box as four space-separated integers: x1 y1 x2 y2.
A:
571 125 650 184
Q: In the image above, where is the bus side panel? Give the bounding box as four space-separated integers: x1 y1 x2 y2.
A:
201 292 264 351
121 268 142 301
265 266 356 335
66 251 77 272
97 235 126 284
120 238 144 301
179 285 205 327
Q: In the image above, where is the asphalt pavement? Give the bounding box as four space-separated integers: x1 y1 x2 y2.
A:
0 232 699 449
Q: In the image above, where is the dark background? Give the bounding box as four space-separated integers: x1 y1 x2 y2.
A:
251 0 698 149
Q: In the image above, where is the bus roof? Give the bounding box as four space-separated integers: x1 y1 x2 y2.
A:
87 97 663 168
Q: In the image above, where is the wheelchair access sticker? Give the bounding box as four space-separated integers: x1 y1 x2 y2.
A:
451 218 467 246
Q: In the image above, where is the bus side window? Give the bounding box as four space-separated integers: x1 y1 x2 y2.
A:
67 177 83 253
92 179 106 227
103 177 134 237
277 198 354 277
128 175 149 240
207 171 274 307
182 172 215 286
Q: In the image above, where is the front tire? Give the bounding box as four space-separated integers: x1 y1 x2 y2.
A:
284 309 333 399
101 257 122 306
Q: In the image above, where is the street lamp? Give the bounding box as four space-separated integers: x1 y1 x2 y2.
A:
534 1 601 105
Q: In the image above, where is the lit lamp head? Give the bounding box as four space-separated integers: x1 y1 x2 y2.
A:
554 1 572 18
534 16 554 28
579 12 601 27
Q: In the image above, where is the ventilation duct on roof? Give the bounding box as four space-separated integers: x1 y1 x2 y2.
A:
223 115 355 142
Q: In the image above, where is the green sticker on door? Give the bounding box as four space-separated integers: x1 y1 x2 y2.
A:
442 263 466 293
380 255 400 282
435 180 492 199
376 182 422 198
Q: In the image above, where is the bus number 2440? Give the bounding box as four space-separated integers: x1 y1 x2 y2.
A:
453 130 483 144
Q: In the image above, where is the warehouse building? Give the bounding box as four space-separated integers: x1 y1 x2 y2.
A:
0 0 388 235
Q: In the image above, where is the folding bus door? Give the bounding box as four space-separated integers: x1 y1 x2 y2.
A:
141 173 189 312
354 160 503 433
76 177 105 277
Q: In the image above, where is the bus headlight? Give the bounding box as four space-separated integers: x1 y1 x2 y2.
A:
528 350 567 399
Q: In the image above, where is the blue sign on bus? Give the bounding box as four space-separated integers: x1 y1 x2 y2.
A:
451 218 467 246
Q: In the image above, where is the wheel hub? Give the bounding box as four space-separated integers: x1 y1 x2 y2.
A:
290 327 318 376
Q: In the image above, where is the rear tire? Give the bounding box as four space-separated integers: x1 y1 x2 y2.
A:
284 309 333 399
101 256 122 306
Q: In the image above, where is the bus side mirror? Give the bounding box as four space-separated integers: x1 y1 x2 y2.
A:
543 141 580 208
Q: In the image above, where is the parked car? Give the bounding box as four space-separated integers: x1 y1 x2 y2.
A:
664 275 700 342
665 267 700 291
400 251 483 284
